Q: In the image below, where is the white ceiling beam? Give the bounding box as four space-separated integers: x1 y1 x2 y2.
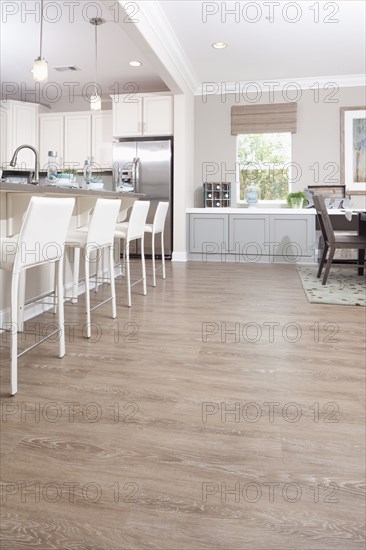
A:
104 0 199 95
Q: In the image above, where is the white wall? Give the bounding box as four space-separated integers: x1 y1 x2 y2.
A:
194 86 366 207
173 93 195 260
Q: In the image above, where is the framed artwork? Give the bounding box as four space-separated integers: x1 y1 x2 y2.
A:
340 106 366 190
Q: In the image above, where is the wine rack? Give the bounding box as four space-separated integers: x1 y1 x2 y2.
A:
203 182 231 208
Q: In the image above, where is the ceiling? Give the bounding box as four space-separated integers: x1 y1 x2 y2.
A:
0 0 365 106
159 0 366 86
0 0 169 107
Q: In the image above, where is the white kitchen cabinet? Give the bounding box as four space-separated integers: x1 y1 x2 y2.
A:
39 111 112 171
0 107 8 168
112 94 173 138
39 114 64 170
64 114 91 170
91 112 113 168
10 102 39 169
113 96 143 137
143 96 173 136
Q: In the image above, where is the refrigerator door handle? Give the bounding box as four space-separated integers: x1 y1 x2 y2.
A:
133 157 140 192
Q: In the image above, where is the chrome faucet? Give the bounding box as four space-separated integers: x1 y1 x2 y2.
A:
10 144 40 184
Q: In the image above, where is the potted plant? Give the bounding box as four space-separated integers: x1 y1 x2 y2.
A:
286 191 307 209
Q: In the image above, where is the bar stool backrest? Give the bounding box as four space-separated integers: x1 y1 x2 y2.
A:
13 196 75 273
313 194 335 244
127 201 150 241
152 202 169 234
87 199 122 246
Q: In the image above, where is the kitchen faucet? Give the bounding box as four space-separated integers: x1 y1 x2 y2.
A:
10 145 40 184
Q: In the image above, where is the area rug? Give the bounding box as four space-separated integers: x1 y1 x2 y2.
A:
297 266 366 306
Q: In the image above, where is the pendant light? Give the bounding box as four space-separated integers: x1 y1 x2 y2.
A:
90 17 103 111
33 0 48 82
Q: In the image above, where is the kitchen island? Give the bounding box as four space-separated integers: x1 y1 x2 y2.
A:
0 183 143 326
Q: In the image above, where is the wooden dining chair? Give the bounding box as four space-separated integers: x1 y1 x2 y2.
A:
313 194 366 284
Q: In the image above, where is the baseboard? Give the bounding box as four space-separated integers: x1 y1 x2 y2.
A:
172 251 187 262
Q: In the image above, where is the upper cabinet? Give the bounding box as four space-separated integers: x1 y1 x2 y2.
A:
112 94 173 138
143 96 173 136
39 114 64 170
113 96 143 137
0 100 40 169
0 107 8 168
39 111 112 170
64 113 92 168
91 112 113 168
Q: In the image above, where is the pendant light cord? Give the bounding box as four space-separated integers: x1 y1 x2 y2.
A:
94 21 98 96
40 0 44 58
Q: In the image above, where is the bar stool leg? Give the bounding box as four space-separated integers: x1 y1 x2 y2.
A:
161 232 166 279
84 255 91 338
72 247 80 304
95 253 100 294
10 272 19 396
17 271 26 332
141 235 147 296
151 232 156 287
109 245 117 319
126 242 131 307
56 258 66 358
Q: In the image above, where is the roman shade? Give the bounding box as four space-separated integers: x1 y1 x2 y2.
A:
231 103 297 135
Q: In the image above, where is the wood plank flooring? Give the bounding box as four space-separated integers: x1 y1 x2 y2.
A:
0 262 365 549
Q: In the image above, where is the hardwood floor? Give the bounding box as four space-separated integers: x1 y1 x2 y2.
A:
1 261 365 549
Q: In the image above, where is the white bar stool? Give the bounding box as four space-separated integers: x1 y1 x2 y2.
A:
66 199 121 338
0 196 75 396
144 202 169 287
114 201 150 307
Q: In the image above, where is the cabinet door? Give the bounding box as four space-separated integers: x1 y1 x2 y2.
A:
189 214 228 253
11 103 38 169
0 107 7 168
143 96 173 136
39 114 64 170
64 114 91 170
113 96 142 137
229 214 270 261
270 214 316 262
91 112 113 169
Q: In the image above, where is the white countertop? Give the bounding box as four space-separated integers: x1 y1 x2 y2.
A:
186 207 316 214
186 208 364 216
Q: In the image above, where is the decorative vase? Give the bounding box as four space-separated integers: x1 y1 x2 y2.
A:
245 184 260 207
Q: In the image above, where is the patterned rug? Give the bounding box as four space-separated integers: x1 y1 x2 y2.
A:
297 266 366 306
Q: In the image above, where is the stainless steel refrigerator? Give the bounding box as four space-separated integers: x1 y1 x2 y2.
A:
112 138 173 258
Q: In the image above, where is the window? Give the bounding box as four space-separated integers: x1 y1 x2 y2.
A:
237 133 292 201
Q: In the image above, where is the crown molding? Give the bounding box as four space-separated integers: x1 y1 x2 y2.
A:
195 74 366 96
135 1 200 95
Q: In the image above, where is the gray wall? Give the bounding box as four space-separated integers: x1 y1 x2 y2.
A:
194 86 365 207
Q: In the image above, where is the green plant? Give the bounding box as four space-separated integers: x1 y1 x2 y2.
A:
63 168 76 175
286 191 308 206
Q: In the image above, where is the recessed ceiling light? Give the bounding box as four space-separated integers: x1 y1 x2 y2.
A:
129 61 142 67
212 42 227 49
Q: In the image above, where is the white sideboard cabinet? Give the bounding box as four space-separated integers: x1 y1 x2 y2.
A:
187 209 317 263
189 213 229 253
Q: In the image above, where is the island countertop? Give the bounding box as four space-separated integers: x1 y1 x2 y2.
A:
0 182 144 198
